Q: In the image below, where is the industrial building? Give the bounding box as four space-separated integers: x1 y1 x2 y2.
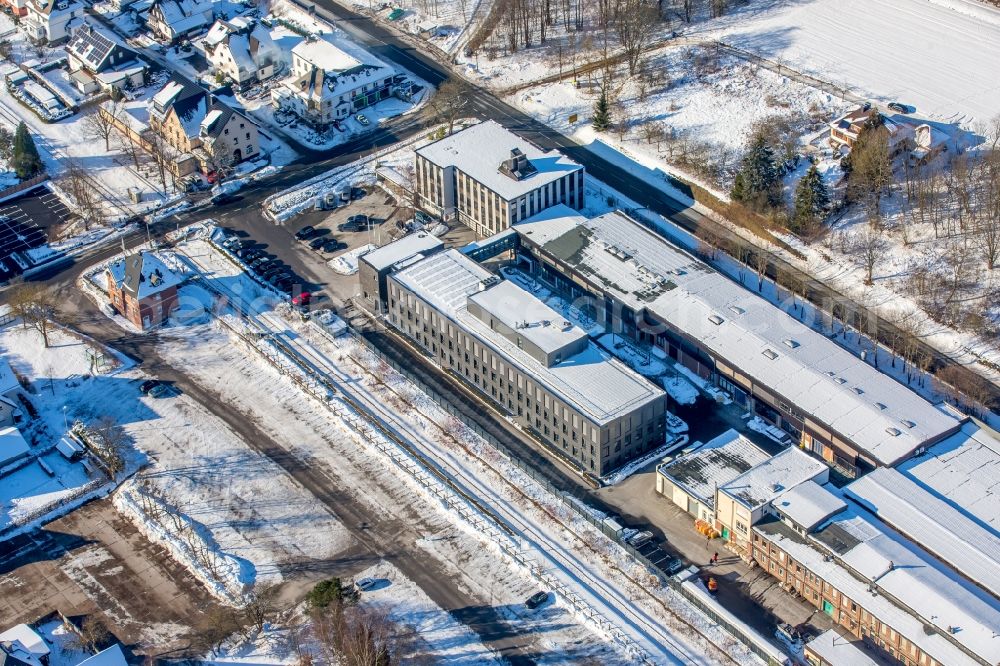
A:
386 249 666 475
508 204 962 476
414 121 584 237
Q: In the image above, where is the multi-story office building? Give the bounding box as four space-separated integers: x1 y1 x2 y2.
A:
414 120 584 237
509 204 962 476
386 249 666 475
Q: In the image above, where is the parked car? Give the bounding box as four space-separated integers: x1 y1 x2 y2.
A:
211 192 238 206
241 248 265 261
291 291 311 307
322 238 344 253
309 236 327 250
355 577 377 592
261 265 286 279
888 101 907 113
351 186 365 200
268 271 292 285
338 214 372 232
294 225 316 240
139 379 160 394
664 557 686 576
249 256 273 269
275 279 295 294
356 113 369 125
626 531 654 548
525 591 549 610
148 384 172 398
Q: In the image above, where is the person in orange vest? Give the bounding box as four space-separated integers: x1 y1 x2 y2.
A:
707 576 718 593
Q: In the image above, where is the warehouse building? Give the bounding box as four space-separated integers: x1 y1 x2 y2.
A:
386 249 666 475
414 121 585 237
509 205 962 476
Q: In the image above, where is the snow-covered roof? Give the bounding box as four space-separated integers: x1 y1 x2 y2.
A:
0 356 19 397
468 280 587 356
805 629 893 666
77 644 127 666
720 446 827 511
772 481 847 531
845 465 1000 598
0 624 48 663
0 426 30 468
657 429 769 509
392 250 664 425
416 121 583 202
106 251 182 300
897 420 1000 531
292 39 361 72
201 108 223 133
151 79 184 109
514 205 961 466
360 232 442 271
757 512 1000 666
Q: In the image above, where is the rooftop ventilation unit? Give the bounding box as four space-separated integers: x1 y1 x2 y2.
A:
728 305 745 315
708 315 724 325
886 427 901 436
762 349 778 360
783 339 799 349
499 147 537 181
900 419 916 429
853 387 864 395
835 377 847 385
874 402 887 411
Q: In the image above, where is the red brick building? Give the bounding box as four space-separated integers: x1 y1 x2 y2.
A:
106 251 181 329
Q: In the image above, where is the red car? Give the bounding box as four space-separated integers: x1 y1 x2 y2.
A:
291 292 311 307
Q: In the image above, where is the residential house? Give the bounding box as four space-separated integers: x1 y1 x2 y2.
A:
908 123 948 166
203 17 280 88
0 356 21 428
145 0 212 43
149 76 260 176
270 38 395 126
414 121 585 236
0 624 49 666
0 426 30 468
828 106 911 153
64 22 147 95
105 251 182 329
22 0 85 44
0 0 28 18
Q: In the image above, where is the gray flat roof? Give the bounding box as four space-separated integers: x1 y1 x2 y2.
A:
468 280 587 355
773 482 847 531
415 120 583 201
515 205 961 465
657 429 768 509
720 446 827 511
360 232 443 271
392 250 663 425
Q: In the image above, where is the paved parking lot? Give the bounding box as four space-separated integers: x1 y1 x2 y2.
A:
0 186 73 280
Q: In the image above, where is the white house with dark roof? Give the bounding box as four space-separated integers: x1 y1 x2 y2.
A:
65 22 146 94
0 356 21 428
415 121 584 236
270 38 396 127
145 0 212 43
203 17 280 87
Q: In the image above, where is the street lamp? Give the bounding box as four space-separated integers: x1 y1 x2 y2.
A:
62 405 68 432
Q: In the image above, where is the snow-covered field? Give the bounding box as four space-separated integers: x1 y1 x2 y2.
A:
714 0 1000 128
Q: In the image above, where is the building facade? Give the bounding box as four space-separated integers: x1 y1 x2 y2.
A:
414 121 585 237
509 205 961 477
357 232 444 313
203 17 280 87
105 251 181 329
22 0 84 43
386 249 666 476
145 0 212 43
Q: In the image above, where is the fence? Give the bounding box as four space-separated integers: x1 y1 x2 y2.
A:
354 327 788 666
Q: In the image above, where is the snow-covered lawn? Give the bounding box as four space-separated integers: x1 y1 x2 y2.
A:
371 0 480 53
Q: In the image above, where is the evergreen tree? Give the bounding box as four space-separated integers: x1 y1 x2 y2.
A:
12 122 42 180
592 88 611 132
791 165 829 233
731 133 779 209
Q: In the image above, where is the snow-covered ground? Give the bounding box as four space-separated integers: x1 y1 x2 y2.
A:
0 322 134 536
369 0 481 54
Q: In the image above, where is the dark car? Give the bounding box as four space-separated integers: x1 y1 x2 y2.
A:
888 101 907 113
261 264 286 279
294 225 316 240
321 238 344 253
309 236 326 250
275 279 295 294
525 591 548 609
338 214 372 232
211 192 238 206
242 249 265 261
268 271 291 285
139 379 160 394
249 255 273 269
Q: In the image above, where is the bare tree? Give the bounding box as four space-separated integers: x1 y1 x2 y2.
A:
59 160 104 231
848 123 892 223
194 606 244 657
69 616 111 653
147 131 173 194
91 415 127 477
242 583 280 634
6 280 56 346
857 226 888 286
429 80 470 135
616 0 660 77
83 102 122 152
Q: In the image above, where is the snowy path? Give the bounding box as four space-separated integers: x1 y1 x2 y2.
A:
179 245 748 665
